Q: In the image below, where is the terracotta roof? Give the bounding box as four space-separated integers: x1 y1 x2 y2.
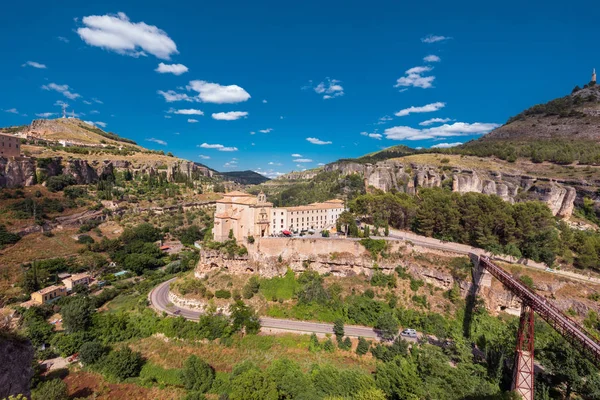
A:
36 285 66 295
63 273 90 282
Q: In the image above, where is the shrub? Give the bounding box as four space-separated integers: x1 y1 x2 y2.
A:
520 275 534 290
338 336 352 351
333 318 345 341
323 338 335 352
46 175 76 192
215 289 232 299
0 224 20 248
356 337 370 355
100 347 144 380
359 238 387 259
181 355 215 394
247 235 255 244
31 379 68 400
242 276 260 299
77 234 95 244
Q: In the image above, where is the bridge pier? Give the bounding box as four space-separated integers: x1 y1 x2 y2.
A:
512 304 535 400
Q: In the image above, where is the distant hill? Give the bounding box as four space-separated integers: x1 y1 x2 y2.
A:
220 170 270 185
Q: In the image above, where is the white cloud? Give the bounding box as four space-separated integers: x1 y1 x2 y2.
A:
173 132 180 135
155 62 188 75
83 100 92 105
395 66 435 89
223 159 238 168
419 117 452 126
268 162 282 166
4 108 19 114
164 115 172 119
22 61 47 69
41 83 81 99
199 143 238 152
54 100 69 107
146 138 167 145
262 171 284 179
250 131 256 135
57 36 70 43
306 137 332 145
305 78 344 99
187 80 250 104
430 142 463 148
157 90 194 102
318 163 325 166
360 132 382 140
36 112 55 118
171 108 204 115
395 102 445 117
92 98 103 104
383 122 500 141
211 111 248 121
187 119 199 123
294 158 313 163
77 12 178 59
89 110 100 114
262 99 267 103
376 115 393 125
199 155 210 159
421 34 451 44
423 55 441 62
259 128 273 133
94 121 107 128
83 120 96 126
291 153 302 157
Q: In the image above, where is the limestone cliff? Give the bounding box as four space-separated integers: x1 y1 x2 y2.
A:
0 336 34 399
323 160 577 218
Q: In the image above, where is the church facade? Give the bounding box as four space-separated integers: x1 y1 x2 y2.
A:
213 191 345 242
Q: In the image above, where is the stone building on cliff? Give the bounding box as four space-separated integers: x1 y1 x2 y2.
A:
213 191 345 242
0 133 21 158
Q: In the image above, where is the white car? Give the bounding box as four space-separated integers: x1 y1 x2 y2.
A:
401 328 417 338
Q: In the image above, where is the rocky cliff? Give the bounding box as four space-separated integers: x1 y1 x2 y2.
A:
0 336 34 399
0 156 214 188
323 160 578 218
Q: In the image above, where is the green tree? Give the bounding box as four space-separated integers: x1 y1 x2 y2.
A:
101 347 144 380
376 312 399 341
266 358 316 399
79 341 107 366
375 357 424 400
31 379 68 400
181 355 215 394
333 319 345 341
24 317 54 348
242 276 260 299
323 338 335 352
229 229 235 240
309 333 321 352
230 368 278 400
61 296 94 333
356 337 370 355
229 300 261 334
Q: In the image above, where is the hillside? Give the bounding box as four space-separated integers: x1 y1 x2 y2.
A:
220 170 269 185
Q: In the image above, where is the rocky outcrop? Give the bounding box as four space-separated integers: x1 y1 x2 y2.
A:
0 157 37 187
0 337 34 399
323 160 577 218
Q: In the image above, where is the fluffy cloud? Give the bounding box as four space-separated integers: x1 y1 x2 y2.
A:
268 162 282 166
187 119 199 123
419 117 452 126
318 163 325 166
54 100 69 107
57 36 70 43
171 108 204 115
360 132 382 140
423 55 440 62
157 90 194 102
146 138 167 145
261 170 285 179
305 78 344 99
199 143 238 152
199 155 211 160
155 62 188 75
294 158 313 163
77 12 178 59
36 112 55 118
306 137 332 145
291 153 302 157
22 61 47 69
383 122 500 141
83 100 92 105
430 142 463 148
41 83 81 100
187 80 250 104
259 128 273 133
223 159 238 168
376 115 393 125
4 108 19 114
211 111 248 121
94 121 107 128
92 98 103 104
395 102 445 117
395 66 435 89
421 34 451 43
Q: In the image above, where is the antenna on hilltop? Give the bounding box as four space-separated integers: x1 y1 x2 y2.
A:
62 104 67 119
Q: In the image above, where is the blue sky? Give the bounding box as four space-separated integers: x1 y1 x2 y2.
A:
1 0 598 177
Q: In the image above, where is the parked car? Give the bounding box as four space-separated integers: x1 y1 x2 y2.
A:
174 309 181 315
401 328 417 338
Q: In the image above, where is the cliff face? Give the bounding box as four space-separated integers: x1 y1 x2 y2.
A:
0 337 34 399
0 156 213 188
323 160 578 218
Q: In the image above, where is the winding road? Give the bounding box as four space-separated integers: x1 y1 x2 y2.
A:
149 278 418 341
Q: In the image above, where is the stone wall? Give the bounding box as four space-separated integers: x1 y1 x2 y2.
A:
168 290 230 315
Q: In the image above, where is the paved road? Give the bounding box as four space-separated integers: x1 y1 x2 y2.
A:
149 279 419 342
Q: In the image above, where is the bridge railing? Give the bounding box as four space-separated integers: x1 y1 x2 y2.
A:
479 256 600 367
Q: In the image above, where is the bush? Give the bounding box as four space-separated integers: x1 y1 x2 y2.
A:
520 275 534 290
79 341 108 365
356 337 370 355
77 234 95 244
61 296 94 333
242 276 260 299
46 175 76 192
333 318 345 341
338 336 352 351
100 347 144 380
215 289 232 299
0 224 20 248
31 379 68 400
323 338 335 352
181 355 215 394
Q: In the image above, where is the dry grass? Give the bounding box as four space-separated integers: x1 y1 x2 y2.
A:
131 333 377 373
0 228 83 267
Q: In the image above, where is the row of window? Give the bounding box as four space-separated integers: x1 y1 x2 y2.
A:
272 208 343 217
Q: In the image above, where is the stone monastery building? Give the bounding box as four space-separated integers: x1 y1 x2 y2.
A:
213 191 345 241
